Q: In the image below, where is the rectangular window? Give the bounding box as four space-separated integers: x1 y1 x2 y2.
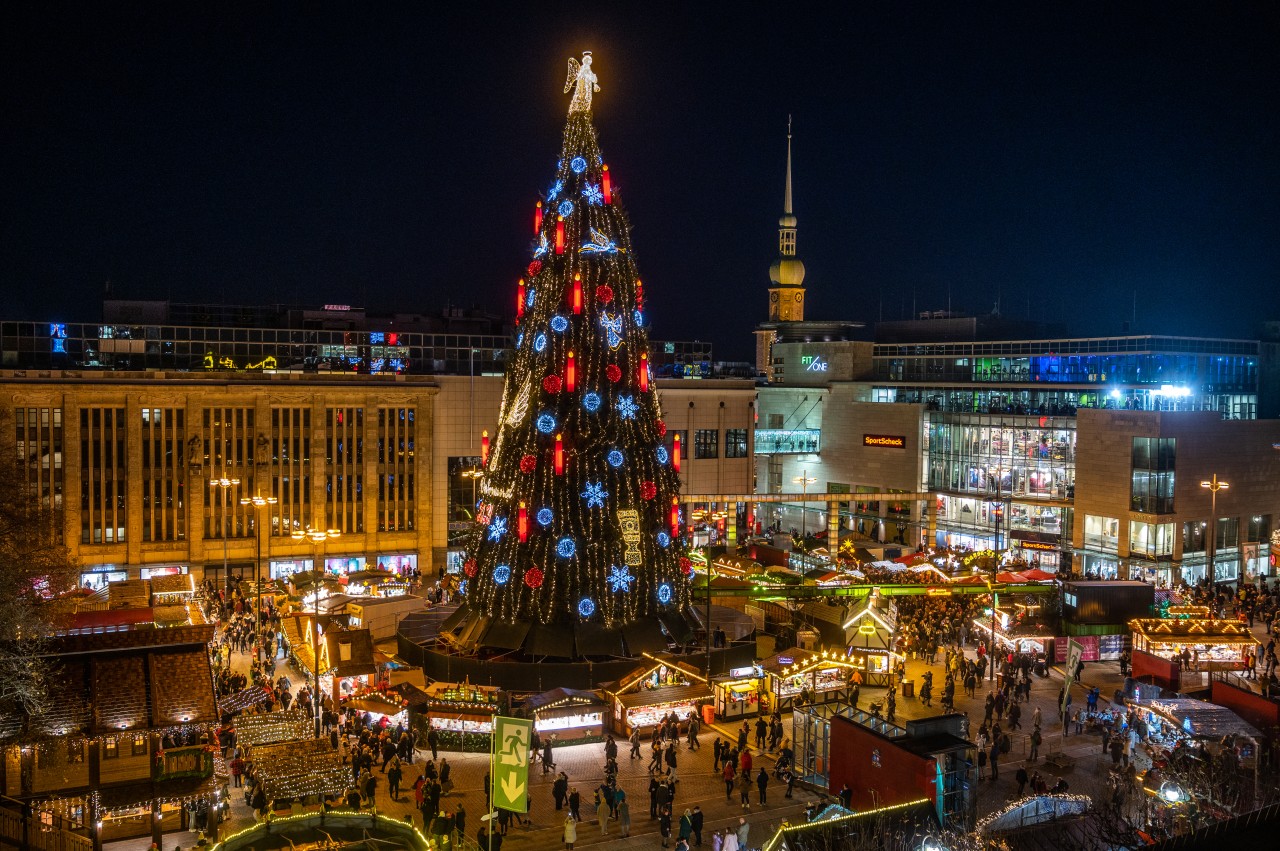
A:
103 740 118 759
1084 514 1120 553
694 429 718 459
1130 437 1176 514
1183 520 1206 553
1246 514 1271 544
132 735 148 757
767 456 783 493
724 429 748 459
1216 516 1240 551
1129 521 1174 558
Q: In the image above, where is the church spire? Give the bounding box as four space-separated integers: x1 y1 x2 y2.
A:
768 117 806 322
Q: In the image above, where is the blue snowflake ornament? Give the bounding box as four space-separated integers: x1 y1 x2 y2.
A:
493 565 511 585
583 392 602 412
534 333 547 352
657 531 671 548
578 597 596 617
551 315 569 333
487 516 508 542
547 179 563 201
616 395 639 419
657 583 673 604
582 183 603 205
557 199 574 218
570 156 587 174
536 413 556 434
656 445 669 464
607 565 635 593
557 537 576 558
536 507 554 527
581 481 609 509
607 449 624 468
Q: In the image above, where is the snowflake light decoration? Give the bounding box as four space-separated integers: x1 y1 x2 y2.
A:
487 516 508 542
582 183 603 205
557 537 576 558
634 309 644 327
581 481 609 508
493 565 511 585
656 445 669 464
607 565 635 593
527 288 536 308
583 392 602 412
607 449 624 468
570 156 587 173
551 315 569 333
616 395 638 419
536 413 556 434
557 199 574 218
536 507 554 527
657 583 673 604
656 531 671 548
547 179 563 201
578 597 596 617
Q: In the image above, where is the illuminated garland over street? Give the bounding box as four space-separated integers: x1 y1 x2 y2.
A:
464 53 690 632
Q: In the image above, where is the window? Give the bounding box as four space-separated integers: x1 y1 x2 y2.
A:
767 414 784 429
1183 521 1206 553
725 429 748 459
1084 515 1120 553
132 735 148 757
1130 437 1175 514
694 429 718 459
1246 515 1271 544
767 456 783 493
103 740 118 759
1215 517 1240 551
1129 521 1174 558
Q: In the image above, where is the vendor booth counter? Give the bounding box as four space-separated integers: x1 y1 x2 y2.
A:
714 664 765 721
1128 618 1252 690
766 650 856 712
525 688 607 742
604 656 710 735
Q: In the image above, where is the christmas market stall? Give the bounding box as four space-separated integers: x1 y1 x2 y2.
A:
1129 618 1253 689
841 599 900 687
423 680 502 751
765 649 856 712
325 627 379 702
524 687 608 742
345 693 409 729
148 572 196 605
342 569 413 598
713 662 766 721
251 738 349 811
604 656 711 736
1129 697 1262 810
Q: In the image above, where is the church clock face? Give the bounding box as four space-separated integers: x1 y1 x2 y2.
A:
794 292 803 303
770 292 779 303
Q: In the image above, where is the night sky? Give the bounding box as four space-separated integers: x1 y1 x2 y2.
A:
3 4 1278 361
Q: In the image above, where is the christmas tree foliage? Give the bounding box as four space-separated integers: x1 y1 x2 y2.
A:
461 54 692 640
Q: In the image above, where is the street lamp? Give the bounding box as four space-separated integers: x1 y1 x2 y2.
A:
239 492 278 658
1200 474 1229 594
792 471 817 538
209 474 241 589
292 525 341 738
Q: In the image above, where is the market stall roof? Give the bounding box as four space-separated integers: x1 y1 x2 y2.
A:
614 655 707 693
149 573 196 597
346 694 406 716
525 687 607 713
235 709 311 746
253 738 350 802
996 571 1029 583
325 628 377 677
218 685 274 716
1020 568 1058 582
391 682 433 708
1134 697 1261 740
761 799 937 851
345 569 399 582
615 682 711 709
1128 618 1256 643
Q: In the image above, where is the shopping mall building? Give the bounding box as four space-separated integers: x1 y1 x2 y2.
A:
0 303 755 588
755 329 1280 585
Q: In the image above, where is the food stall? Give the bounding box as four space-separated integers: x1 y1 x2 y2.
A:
605 657 710 736
764 650 855 711
524 687 607 742
1128 618 1253 688
840 600 900 687
345 692 410 730
713 663 766 721
424 680 502 750
342 569 412 598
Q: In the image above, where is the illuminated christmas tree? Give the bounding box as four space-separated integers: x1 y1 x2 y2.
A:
458 53 692 648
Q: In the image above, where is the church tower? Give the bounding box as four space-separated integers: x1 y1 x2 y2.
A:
767 119 806 321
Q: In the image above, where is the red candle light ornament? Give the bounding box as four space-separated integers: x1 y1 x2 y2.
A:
555 216 565 255
572 273 583 315
670 498 680 538
636 279 644 311
566 350 576 392
535 201 543 234
554 433 564 475
638 351 649 392
481 430 490 467
672 433 682 472
516 279 526 319
602 164 612 204
518 501 528 542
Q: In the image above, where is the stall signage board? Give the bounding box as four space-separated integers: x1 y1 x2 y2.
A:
491 716 531 813
1062 639 1084 716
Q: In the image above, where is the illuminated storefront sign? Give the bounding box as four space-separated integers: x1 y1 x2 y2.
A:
801 355 829 372
863 434 906 449
1018 540 1058 551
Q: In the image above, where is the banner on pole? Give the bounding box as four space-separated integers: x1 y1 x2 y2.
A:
1061 638 1084 716
491 715 532 813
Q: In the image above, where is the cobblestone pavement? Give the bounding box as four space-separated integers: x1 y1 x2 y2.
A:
170 613 1278 851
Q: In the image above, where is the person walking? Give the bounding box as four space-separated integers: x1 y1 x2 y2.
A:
562 813 577 851
618 794 631 838
988 740 1000 782
388 759 403 801
1029 726 1042 762
427 728 439 761
630 727 642 760
553 772 568 810
756 767 769 805
568 787 581 823
1015 766 1028 797
659 807 673 848
737 769 752 810
723 761 736 802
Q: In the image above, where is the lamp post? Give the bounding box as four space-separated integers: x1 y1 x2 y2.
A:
292 525 341 738
792 471 817 538
1200 474 1229 595
209 473 241 589
239 492 277 658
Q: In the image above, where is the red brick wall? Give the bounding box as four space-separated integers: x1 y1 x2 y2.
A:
829 714 935 810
